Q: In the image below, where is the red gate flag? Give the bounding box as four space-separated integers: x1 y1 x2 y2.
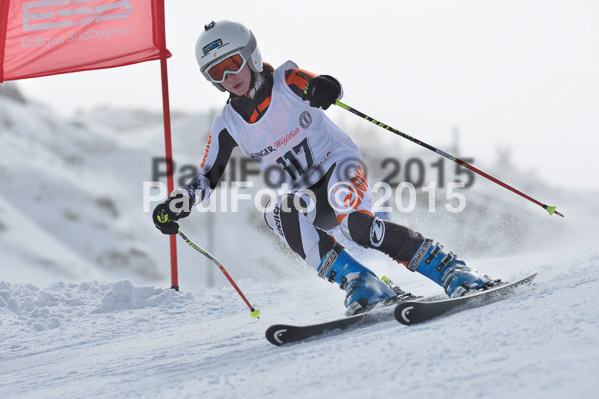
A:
0 0 171 82
0 0 180 290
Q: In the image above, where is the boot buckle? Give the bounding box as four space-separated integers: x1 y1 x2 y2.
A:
436 251 456 271
425 243 443 265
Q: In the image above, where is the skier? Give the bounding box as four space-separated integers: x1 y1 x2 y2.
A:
153 20 494 315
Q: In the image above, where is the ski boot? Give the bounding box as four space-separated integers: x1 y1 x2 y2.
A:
318 244 397 316
406 239 495 298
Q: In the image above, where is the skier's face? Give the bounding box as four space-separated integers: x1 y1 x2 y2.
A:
222 64 252 96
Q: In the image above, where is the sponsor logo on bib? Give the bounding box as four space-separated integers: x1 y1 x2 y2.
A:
299 111 312 129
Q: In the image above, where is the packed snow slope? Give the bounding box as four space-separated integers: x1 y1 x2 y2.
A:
1 249 599 399
2 85 599 398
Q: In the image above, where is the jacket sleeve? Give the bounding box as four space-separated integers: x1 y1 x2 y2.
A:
284 68 344 100
184 117 238 204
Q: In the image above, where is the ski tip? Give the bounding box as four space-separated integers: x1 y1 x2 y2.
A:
524 273 538 284
394 302 417 326
265 324 289 346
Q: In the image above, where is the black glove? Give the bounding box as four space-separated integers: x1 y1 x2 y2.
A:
302 75 341 110
153 189 193 235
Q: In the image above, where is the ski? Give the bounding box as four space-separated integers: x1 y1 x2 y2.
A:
265 305 396 346
394 273 537 326
265 291 424 346
265 274 536 345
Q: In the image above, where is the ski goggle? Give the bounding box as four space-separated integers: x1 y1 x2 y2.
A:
205 52 247 83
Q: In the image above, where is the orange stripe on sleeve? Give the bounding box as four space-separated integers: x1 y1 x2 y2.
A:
285 68 318 92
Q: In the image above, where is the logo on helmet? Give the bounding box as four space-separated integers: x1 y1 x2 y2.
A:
202 39 223 55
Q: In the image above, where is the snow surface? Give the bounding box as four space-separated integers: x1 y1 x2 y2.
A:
2 88 599 398
2 249 599 398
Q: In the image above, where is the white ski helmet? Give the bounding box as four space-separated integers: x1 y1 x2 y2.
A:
195 20 263 92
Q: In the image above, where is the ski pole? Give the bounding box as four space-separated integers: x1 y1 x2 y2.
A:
178 229 261 318
334 100 564 217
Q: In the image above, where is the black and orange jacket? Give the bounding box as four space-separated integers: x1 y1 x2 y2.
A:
228 68 319 124
187 68 338 202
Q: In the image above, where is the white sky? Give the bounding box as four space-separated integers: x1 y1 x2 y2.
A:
14 0 599 192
